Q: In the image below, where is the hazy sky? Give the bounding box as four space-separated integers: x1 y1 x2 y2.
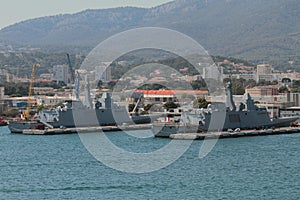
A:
0 0 173 29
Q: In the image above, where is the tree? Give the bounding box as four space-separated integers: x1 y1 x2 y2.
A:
278 86 289 93
36 104 45 113
4 109 20 118
245 79 257 88
232 81 245 95
144 104 154 111
128 104 136 112
163 101 179 110
290 87 300 93
193 97 208 108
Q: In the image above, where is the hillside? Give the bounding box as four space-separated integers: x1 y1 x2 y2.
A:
0 7 146 49
0 0 300 70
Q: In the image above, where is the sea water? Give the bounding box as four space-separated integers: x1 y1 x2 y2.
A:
0 126 300 200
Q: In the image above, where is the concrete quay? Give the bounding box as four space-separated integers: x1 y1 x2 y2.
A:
169 128 300 140
20 124 153 135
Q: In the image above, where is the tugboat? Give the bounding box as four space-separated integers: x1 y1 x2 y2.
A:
154 82 298 137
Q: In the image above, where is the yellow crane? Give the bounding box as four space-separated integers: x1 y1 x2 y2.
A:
24 64 38 120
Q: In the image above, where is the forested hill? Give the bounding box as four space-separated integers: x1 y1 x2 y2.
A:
0 0 300 69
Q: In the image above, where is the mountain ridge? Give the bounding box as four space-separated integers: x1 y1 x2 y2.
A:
0 0 299 69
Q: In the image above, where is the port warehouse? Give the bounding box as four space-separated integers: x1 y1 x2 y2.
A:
1 88 300 118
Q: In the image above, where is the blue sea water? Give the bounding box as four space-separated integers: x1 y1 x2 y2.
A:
0 126 300 200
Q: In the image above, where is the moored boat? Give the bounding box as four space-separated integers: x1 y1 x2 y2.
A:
8 93 160 133
154 82 298 137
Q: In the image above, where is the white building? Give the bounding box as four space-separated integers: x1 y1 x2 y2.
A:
256 64 278 82
36 96 71 106
33 87 54 95
257 64 272 75
95 62 111 82
53 65 69 84
203 65 223 81
0 87 4 99
223 73 256 80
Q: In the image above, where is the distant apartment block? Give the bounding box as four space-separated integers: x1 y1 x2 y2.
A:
257 64 272 74
95 62 111 82
256 64 278 82
0 69 14 82
257 74 278 83
53 65 69 84
0 87 4 99
223 73 256 80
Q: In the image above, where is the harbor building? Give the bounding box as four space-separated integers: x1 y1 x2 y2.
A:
33 87 55 95
224 73 256 81
135 90 209 104
280 107 300 118
36 96 72 107
287 93 300 107
53 65 69 84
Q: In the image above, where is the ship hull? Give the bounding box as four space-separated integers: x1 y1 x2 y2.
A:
8 109 158 133
8 121 41 133
154 113 298 138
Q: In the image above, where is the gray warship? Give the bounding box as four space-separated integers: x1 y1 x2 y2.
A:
8 92 157 133
154 82 298 137
9 69 160 133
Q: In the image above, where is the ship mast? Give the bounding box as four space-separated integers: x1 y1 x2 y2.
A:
226 82 237 111
83 75 92 109
74 72 80 100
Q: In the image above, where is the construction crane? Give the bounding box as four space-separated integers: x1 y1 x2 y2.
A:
24 64 38 120
66 53 75 84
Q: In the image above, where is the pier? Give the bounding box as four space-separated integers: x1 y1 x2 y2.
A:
19 124 153 135
169 127 300 140
11 124 300 139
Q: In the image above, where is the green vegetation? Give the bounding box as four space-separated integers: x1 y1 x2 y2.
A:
3 108 20 118
278 86 289 93
1 0 299 72
128 104 136 113
223 78 248 95
289 81 300 93
0 52 84 78
138 84 167 90
0 81 65 96
191 80 207 90
163 101 179 110
193 98 209 109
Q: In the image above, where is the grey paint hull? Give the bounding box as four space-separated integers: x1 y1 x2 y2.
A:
8 121 41 133
8 108 157 133
154 111 298 137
